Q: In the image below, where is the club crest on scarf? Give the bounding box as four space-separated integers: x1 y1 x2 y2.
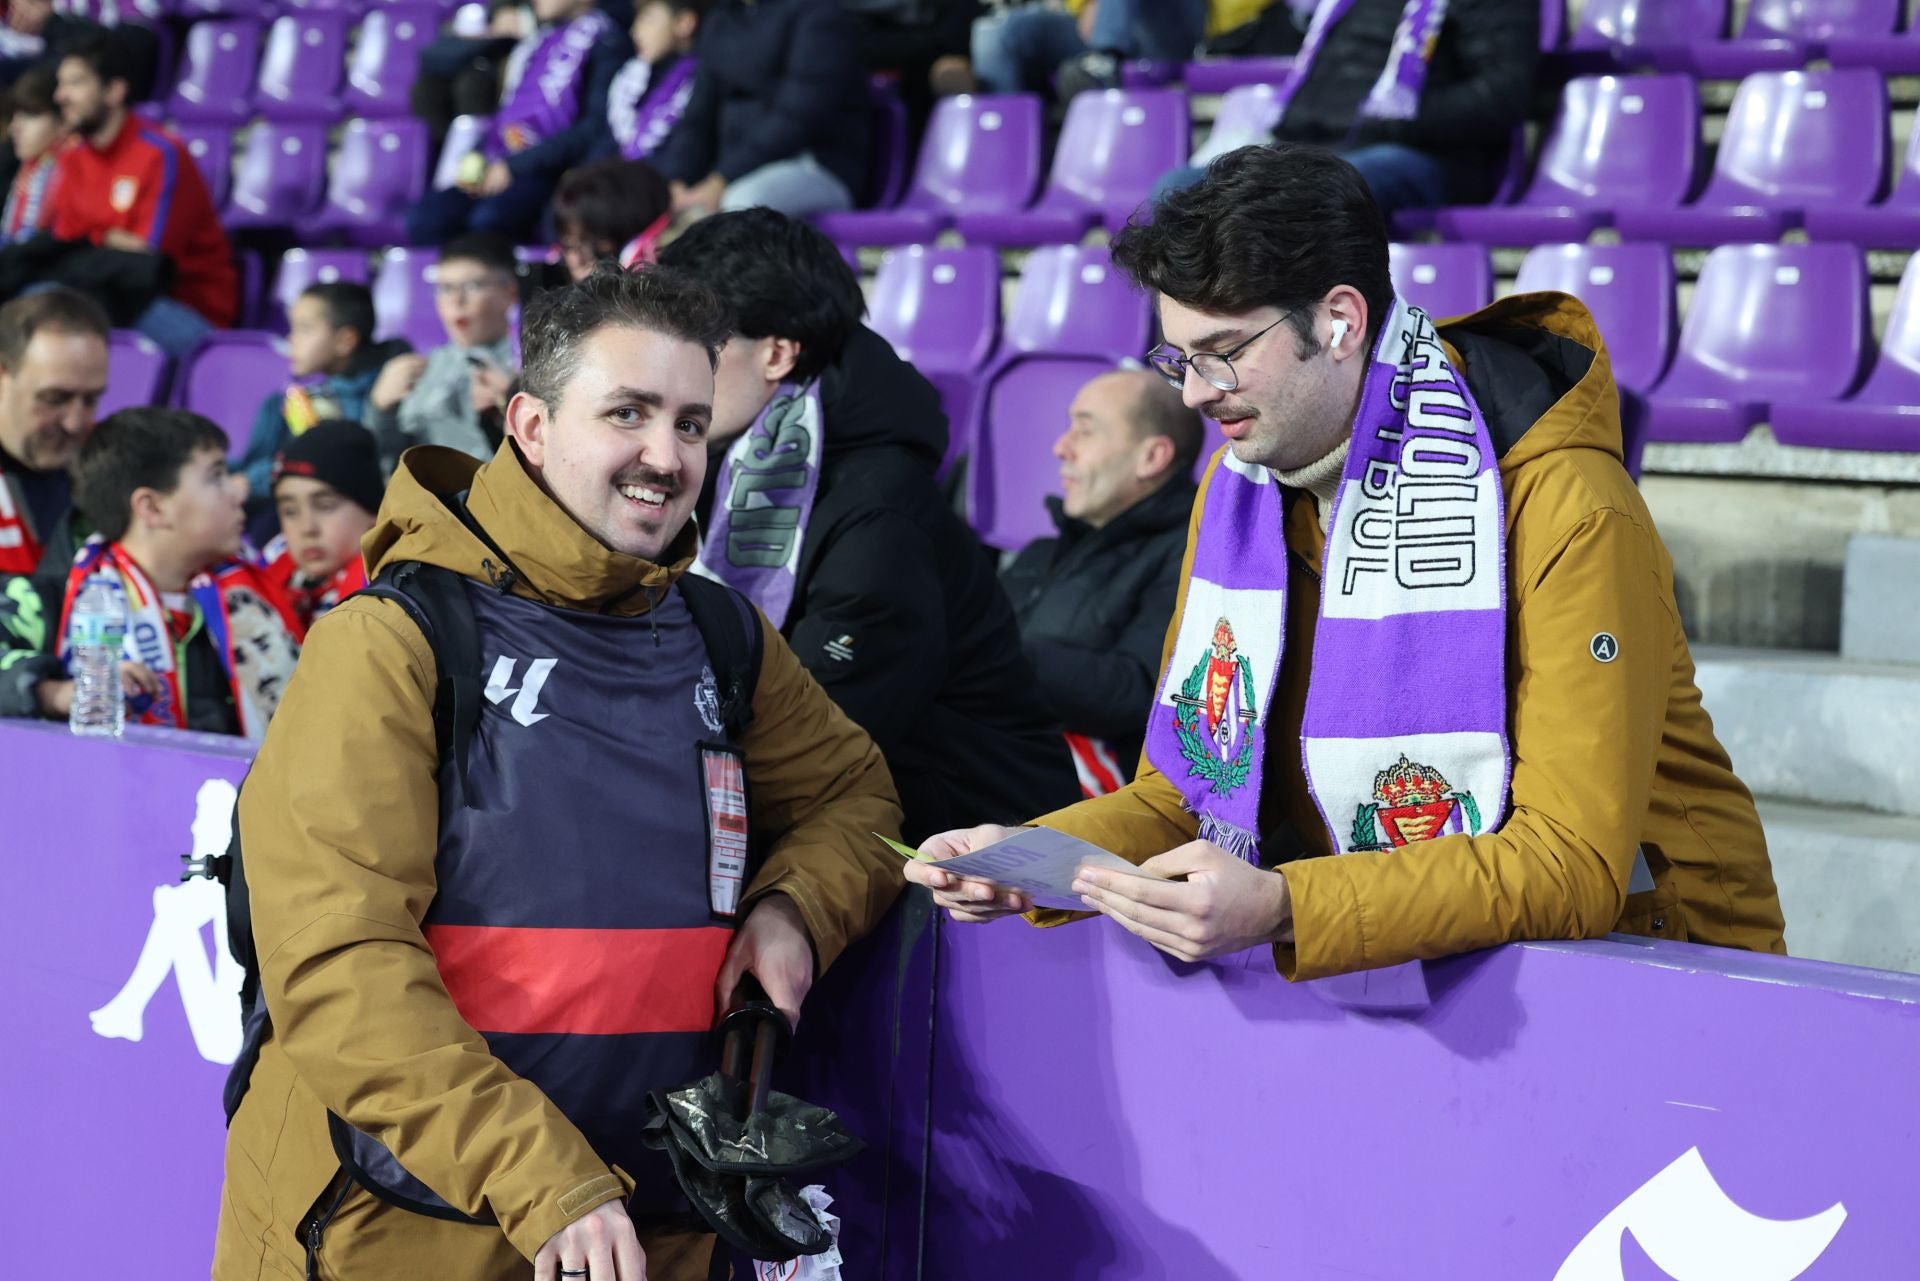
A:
1350 754 1482 851
1171 616 1259 796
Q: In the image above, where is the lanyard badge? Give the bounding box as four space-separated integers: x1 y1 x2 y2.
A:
702 744 750 919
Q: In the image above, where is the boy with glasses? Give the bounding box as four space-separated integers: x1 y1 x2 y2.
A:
366 233 521 467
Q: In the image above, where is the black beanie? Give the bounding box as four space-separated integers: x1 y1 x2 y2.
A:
272 419 386 518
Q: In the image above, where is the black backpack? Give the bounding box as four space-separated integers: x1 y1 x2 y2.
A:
188 557 763 1124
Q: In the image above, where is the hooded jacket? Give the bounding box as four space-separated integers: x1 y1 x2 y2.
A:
1028 294 1786 976
999 477 1198 773
214 443 905 1277
720 324 1082 844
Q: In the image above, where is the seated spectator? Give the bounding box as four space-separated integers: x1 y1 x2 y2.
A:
62 407 303 740
1161 0 1540 214
2 64 61 245
44 32 236 356
552 158 673 276
651 0 871 220
0 286 107 720
238 283 405 525
660 208 1081 841
965 0 1246 97
366 234 518 468
262 420 382 629
0 1 155 98
1000 369 1200 796
846 0 977 130
407 0 631 247
608 0 703 163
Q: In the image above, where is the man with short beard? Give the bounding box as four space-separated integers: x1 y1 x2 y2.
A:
0 286 108 720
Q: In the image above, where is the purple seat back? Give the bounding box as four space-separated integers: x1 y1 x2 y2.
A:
178 332 292 460
1389 243 1493 319
1522 75 1698 210
255 13 348 120
273 248 371 327
909 94 1043 214
969 356 1112 551
1570 0 1726 48
433 115 493 191
101 331 171 420
228 123 329 226
1540 0 1565 47
343 6 438 116
1660 243 1869 405
1044 88 1189 223
1840 253 1920 407
372 247 445 349
1742 0 1898 41
868 246 1000 373
864 79 910 210
171 123 233 210
1700 69 1887 208
1004 245 1152 358
317 118 430 235
1513 243 1676 393
165 19 260 122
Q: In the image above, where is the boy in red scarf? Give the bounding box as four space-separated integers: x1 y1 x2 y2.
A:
59 407 302 740
261 419 381 629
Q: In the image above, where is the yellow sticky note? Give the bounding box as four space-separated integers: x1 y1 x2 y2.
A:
874 832 931 862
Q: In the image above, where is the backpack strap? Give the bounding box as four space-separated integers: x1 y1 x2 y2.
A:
357 560 483 800
678 573 762 741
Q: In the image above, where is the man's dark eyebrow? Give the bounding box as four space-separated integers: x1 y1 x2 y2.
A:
1188 327 1245 353
600 387 665 408
676 403 713 421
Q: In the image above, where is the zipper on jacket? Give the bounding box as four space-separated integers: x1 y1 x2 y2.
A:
301 1169 352 1281
481 558 518 595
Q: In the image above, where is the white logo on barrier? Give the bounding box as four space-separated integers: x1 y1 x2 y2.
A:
89 779 244 1065
486 655 557 726
1555 1147 1846 1281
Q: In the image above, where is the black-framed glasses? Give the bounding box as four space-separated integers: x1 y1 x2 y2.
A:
1145 313 1291 392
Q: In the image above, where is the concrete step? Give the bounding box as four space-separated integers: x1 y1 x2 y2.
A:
1694 646 1920 819
1762 799 1920 974
1842 536 1920 665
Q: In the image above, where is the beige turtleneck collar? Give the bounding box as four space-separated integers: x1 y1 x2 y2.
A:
1273 437 1352 534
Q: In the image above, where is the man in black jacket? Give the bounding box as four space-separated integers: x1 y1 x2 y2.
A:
1000 369 1200 796
661 209 1080 842
650 0 870 220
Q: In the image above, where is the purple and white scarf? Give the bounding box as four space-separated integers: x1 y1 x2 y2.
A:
1276 0 1450 126
692 384 825 629
610 56 699 161
1144 300 1509 998
487 9 615 161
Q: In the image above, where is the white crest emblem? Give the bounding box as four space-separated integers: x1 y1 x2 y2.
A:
695 665 724 735
110 176 138 213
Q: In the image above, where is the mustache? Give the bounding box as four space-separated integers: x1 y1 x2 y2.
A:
1209 402 1259 422
615 469 681 497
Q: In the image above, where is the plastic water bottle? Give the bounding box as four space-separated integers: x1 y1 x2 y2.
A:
68 580 126 738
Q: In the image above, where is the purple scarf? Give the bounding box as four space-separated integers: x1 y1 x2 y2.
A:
610 55 699 161
1275 0 1450 126
692 384 825 629
486 9 615 161
1143 300 1510 999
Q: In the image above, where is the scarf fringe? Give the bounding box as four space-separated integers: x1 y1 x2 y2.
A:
1198 814 1259 864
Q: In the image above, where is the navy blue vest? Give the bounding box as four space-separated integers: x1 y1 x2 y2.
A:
335 580 743 1220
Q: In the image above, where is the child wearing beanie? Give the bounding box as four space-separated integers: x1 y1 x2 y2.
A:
262 420 384 629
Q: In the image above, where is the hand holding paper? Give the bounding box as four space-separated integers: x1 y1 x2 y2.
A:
899 826 1164 920
1073 838 1294 963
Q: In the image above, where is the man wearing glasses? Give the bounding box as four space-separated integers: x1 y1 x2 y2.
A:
366 233 522 469
905 143 1786 978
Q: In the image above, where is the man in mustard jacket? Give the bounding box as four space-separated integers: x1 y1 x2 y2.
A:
214 266 905 1280
906 143 1784 976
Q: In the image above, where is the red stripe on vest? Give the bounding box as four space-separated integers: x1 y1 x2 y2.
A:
425 924 733 1036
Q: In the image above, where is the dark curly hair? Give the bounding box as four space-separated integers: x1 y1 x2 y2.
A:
518 262 733 407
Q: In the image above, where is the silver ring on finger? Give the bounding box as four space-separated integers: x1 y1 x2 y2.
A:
560 1270 589 1278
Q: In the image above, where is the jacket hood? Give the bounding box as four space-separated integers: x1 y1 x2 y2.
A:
361 442 699 616
815 325 948 471
1438 292 1621 475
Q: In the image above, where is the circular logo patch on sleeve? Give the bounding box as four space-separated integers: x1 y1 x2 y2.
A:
1590 632 1619 663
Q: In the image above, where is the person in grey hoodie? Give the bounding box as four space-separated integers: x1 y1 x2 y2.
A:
364 233 520 469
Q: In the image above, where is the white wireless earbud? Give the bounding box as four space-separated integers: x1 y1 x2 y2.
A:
1329 319 1349 350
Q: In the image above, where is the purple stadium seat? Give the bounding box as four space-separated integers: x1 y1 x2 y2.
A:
343 7 438 117
1540 0 1566 48
1003 244 1152 359
272 248 371 330
171 123 233 211
225 123 330 230
1643 243 1869 444
372 247 445 349
165 19 260 124
1569 0 1727 53
177 0 255 15
1805 115 1920 247
433 114 493 191
1389 243 1493 319
176 332 292 461
1428 75 1698 245
101 331 171 420
1770 253 1920 452
953 88 1189 246
1512 243 1676 395
1180 56 1293 94
255 13 348 121
305 118 430 245
1744 0 1900 41
1829 18 1920 72
868 246 999 373
968 356 1113 550
1613 70 1887 246
816 94 1043 246
863 79 912 211
1118 59 1177 89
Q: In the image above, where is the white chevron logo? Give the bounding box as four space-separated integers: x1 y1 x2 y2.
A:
485 656 556 727
1555 1147 1846 1281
